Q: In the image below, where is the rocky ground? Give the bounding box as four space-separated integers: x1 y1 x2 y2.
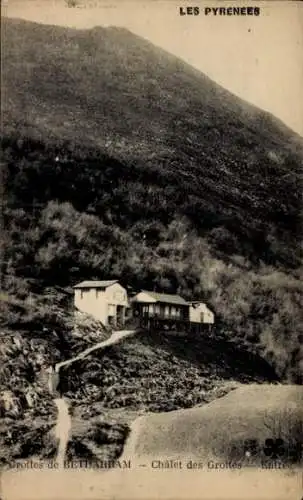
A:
62 329 278 462
0 291 281 467
0 289 112 467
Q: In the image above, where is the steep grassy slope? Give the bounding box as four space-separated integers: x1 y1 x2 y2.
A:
3 17 303 269
122 384 303 465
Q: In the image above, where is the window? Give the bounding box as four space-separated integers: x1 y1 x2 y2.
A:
114 291 125 301
175 308 181 318
80 289 91 299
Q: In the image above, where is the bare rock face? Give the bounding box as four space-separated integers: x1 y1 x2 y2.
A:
0 330 58 467
0 390 21 418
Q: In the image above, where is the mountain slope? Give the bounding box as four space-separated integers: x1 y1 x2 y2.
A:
3 17 303 268
1 16 302 390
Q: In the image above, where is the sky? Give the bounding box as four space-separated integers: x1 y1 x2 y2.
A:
4 0 303 136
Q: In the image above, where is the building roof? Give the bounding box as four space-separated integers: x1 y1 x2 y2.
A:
188 301 213 311
73 280 119 289
139 291 188 306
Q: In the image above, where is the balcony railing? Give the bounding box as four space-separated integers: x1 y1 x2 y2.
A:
141 311 188 321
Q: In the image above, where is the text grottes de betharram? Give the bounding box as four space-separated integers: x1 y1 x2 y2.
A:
179 6 261 16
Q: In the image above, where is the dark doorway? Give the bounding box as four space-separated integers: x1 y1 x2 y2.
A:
117 305 125 326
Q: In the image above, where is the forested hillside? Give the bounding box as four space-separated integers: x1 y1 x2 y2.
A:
1 17 303 386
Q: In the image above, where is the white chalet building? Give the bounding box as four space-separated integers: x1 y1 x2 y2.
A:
73 280 128 327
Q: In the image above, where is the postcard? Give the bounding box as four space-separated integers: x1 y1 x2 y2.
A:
1 1 302 499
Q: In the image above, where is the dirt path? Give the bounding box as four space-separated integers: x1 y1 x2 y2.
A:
55 330 136 371
53 398 71 468
50 329 137 466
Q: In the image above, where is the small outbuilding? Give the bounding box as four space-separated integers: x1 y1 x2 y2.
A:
73 280 128 327
188 301 214 325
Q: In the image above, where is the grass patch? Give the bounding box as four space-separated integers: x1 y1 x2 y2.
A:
121 384 303 467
